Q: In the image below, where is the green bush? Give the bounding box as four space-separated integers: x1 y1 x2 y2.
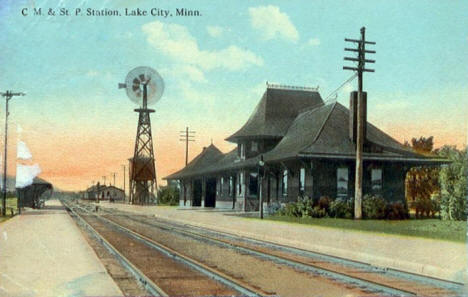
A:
362 194 386 219
436 146 467 221
310 206 327 218
157 186 179 205
329 198 353 219
278 196 317 218
279 202 300 217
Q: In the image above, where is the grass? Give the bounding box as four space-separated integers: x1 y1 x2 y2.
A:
260 215 466 242
0 197 18 223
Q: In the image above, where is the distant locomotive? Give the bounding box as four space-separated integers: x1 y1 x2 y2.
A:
16 177 53 209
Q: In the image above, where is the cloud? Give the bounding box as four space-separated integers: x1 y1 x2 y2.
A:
307 38 320 46
17 141 33 160
86 70 99 77
16 163 41 188
163 65 207 83
142 21 263 71
248 5 299 42
207 26 224 38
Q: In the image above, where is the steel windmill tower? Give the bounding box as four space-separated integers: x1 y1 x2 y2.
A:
119 66 164 205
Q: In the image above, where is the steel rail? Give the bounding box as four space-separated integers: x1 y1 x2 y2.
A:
71 202 265 297
99 206 464 295
102 211 417 296
62 201 168 297
138 213 463 294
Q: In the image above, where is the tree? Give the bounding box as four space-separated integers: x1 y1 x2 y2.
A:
435 146 467 221
405 136 440 217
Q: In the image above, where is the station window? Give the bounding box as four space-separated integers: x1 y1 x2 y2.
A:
220 177 224 194
238 172 244 196
299 167 306 193
249 173 258 197
282 169 288 197
371 168 383 192
337 167 349 198
240 143 246 159
251 141 258 152
229 176 233 196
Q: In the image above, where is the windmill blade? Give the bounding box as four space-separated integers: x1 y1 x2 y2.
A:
122 66 165 106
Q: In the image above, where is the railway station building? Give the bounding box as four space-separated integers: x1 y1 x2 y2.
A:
83 184 125 202
164 85 445 211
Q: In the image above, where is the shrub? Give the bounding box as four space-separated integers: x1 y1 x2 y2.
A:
267 202 282 215
412 193 440 218
310 206 327 218
277 196 317 218
157 186 179 205
436 146 467 221
279 202 301 217
362 194 386 219
385 201 409 220
318 196 332 212
329 198 353 219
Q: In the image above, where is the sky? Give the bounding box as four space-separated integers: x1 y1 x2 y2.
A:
0 0 467 191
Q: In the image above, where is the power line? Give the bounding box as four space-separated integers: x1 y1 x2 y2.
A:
323 73 358 103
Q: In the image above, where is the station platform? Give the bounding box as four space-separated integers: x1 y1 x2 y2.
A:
0 200 123 297
94 201 467 284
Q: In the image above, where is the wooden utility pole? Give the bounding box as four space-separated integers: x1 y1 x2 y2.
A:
111 172 116 186
343 27 375 219
0 91 25 216
179 127 195 166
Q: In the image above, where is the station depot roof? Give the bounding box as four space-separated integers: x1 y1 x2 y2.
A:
226 87 323 142
165 88 448 180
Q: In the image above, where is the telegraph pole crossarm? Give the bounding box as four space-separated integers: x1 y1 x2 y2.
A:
343 27 375 220
0 91 25 216
179 127 196 166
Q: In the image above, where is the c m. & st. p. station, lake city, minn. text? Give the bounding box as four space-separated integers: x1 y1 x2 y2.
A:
21 7 201 18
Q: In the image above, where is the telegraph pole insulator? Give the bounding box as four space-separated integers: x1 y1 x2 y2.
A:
343 27 376 220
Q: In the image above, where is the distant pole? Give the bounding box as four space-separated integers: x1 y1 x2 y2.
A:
111 172 116 186
121 165 126 195
0 91 25 216
179 127 195 166
344 27 375 219
102 176 106 186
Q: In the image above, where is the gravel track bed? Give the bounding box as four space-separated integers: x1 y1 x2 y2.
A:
104 213 379 297
79 212 237 296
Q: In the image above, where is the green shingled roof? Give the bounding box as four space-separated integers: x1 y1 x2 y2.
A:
226 87 324 142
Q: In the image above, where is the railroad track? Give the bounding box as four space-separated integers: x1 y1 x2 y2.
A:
63 200 267 296
83 201 463 297
70 200 463 296
129 214 463 296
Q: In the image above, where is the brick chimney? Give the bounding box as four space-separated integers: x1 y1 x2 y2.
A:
349 91 367 142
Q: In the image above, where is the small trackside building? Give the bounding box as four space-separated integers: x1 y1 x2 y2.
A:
164 85 446 211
